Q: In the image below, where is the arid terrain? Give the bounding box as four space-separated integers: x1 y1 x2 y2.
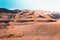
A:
0 8 60 40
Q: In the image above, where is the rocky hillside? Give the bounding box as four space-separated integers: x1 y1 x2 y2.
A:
0 8 59 19
0 8 60 40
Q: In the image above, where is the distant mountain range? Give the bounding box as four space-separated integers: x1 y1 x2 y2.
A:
0 8 60 19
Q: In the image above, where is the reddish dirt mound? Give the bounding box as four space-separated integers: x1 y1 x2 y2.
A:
0 23 60 40
0 8 60 40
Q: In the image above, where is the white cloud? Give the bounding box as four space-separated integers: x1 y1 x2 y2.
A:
1 0 60 12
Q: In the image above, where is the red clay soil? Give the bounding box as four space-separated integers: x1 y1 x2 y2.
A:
0 9 60 40
0 22 60 40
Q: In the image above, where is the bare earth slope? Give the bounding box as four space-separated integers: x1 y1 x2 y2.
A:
0 22 60 40
0 8 60 40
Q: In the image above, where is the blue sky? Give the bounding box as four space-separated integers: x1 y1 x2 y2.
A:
0 0 60 12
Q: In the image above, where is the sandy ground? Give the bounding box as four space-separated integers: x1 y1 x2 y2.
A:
0 22 60 40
